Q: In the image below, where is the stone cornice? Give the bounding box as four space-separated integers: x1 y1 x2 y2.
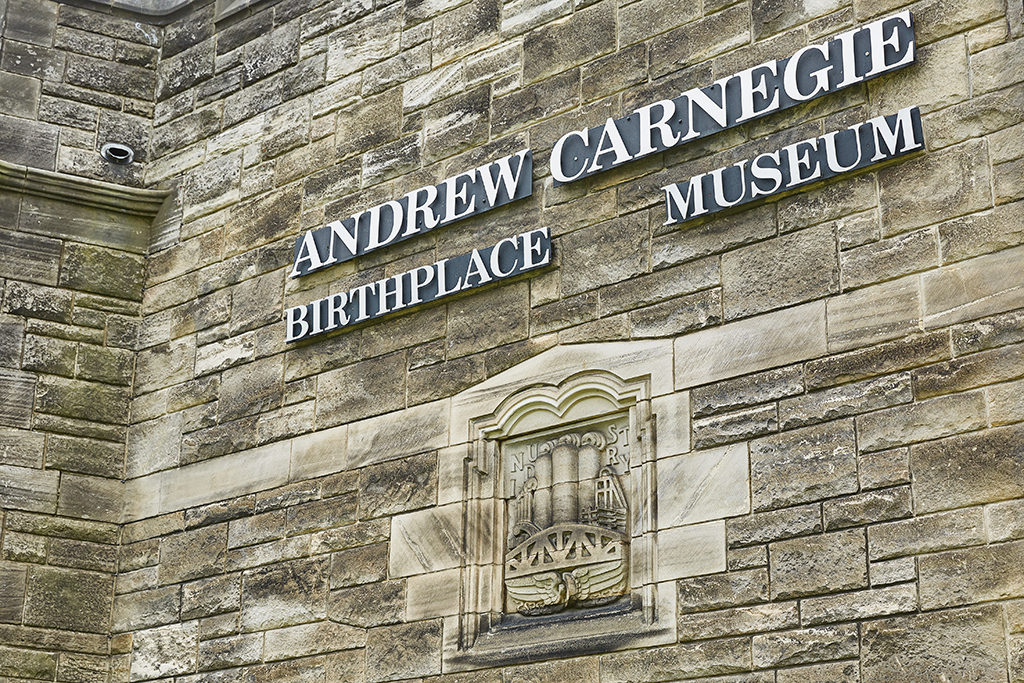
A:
0 158 170 219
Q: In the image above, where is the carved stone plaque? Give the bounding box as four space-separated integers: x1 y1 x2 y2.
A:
502 416 631 615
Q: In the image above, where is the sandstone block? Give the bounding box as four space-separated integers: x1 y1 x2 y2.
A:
780 373 912 431
860 605 1005 683
581 43 647 103
597 637 751 683
693 404 778 450
675 301 826 390
389 503 464 578
130 621 199 681
868 508 985 561
500 0 570 36
869 556 916 587
658 443 750 528
21 334 76 377
914 341 1024 399
827 276 921 353
657 520 726 581
727 504 822 549
856 390 986 453
912 423 1024 514
112 585 181 633
264 620 366 661
316 352 406 429
678 602 800 642
653 204 776 269
523 0 613 84
752 624 858 668
365 620 442 681
880 139 991 237
330 541 388 589
446 282 530 359
870 36 969 118
841 227 939 291
0 427 44 468
433 0 499 65
329 580 405 628
650 5 749 78
750 420 858 512
325 4 401 81
924 243 1024 329
692 365 803 419
181 573 241 621
722 223 838 320
0 229 59 288
769 530 867 600
197 632 263 671
800 583 918 627
239 557 328 631
0 368 35 429
919 540 1024 610
678 568 769 614
24 565 113 634
0 644 58 681
423 85 490 164
491 69 579 136
805 331 949 391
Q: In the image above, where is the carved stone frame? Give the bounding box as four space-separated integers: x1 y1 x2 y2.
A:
448 370 675 669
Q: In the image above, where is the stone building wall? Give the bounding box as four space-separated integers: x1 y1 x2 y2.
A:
1 0 1024 679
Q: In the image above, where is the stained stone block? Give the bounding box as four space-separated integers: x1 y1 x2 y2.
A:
159 525 228 585
59 243 145 301
0 230 59 289
727 504 823 549
600 637 751 683
752 0 844 39
0 561 27 623
867 508 986 562
365 620 442 682
21 334 76 377
491 69 579 137
24 565 113 633
181 573 241 620
130 622 199 682
181 152 241 221
770 529 867 602
316 352 406 429
433 0 499 65
218 355 283 422
47 434 122 478
4 281 73 323
856 390 987 453
0 113 58 170
869 556 916 587
330 541 388 588
0 464 59 513
841 227 939 291
329 580 405 628
111 585 181 632
239 557 328 631
912 423 1024 514
826 276 921 353
722 224 839 320
804 331 949 391
523 0 613 84
446 282 530 359
363 134 422 185
500 0 570 36
0 72 39 120
0 427 44 468
560 213 649 297
915 342 1024 399
198 632 263 671
777 662 859 683
423 85 490 163
263 621 367 661
919 540 1024 610
860 606 1006 683
0 644 58 680
692 365 802 419
750 420 858 512
224 184 302 257
879 139 991 237
65 54 156 101
924 244 1024 329
752 624 858 668
36 375 130 425
135 337 197 395
326 5 401 81
389 503 463 578
677 568 769 614
650 5 748 78
779 374 912 431
676 603 796 642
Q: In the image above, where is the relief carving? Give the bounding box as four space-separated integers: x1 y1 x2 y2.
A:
503 421 631 615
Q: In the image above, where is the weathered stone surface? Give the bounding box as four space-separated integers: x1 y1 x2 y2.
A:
240 557 328 631
658 520 727 581
856 390 987 453
523 0 613 84
924 243 1024 329
111 585 180 633
805 331 950 390
861 606 1006 683
181 573 240 621
780 373 912 430
433 0 499 65
879 139 991 237
678 602 799 642
722 224 838 320
130 622 199 682
693 404 778 450
491 69 579 136
650 5 749 78
159 525 228 585
329 580 405 628
770 530 867 600
914 342 1024 399
912 423 1024 514
841 227 939 291
329 541 388 588
827 276 921 353
750 421 858 512
869 556 916 587
919 540 1024 609
678 568 769 614
365 620 442 682
601 637 751 683
692 365 802 419
659 443 749 528
800 583 918 627
197 632 263 670
264 620 366 660
727 504 822 549
752 624 858 668
822 486 912 531
316 352 405 428
447 282 530 359
24 565 113 634
388 503 464 578
868 508 986 561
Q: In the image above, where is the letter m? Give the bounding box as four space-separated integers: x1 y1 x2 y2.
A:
662 176 709 225
870 106 923 162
